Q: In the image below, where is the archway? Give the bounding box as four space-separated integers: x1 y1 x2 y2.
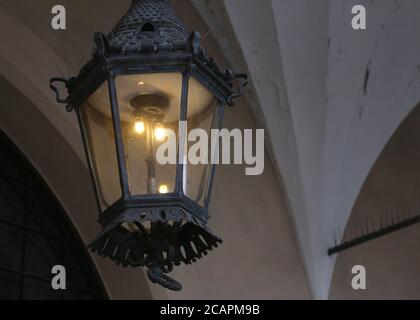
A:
330 102 420 299
0 130 107 299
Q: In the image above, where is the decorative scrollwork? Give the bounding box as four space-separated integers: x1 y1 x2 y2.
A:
49 77 73 112
89 210 222 291
227 73 249 106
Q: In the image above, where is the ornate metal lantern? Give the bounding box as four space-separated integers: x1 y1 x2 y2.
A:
50 0 247 291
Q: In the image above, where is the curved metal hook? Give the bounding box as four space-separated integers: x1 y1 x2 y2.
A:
227 73 248 106
49 77 73 112
147 265 182 291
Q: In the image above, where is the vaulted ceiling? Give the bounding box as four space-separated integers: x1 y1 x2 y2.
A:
193 0 420 298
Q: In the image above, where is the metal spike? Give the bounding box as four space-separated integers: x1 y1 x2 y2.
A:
372 215 376 232
333 229 337 246
364 217 370 234
380 211 384 229
345 225 350 242
360 218 366 236
349 222 354 241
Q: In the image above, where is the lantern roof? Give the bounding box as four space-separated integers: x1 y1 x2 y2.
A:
56 0 247 110
107 0 190 53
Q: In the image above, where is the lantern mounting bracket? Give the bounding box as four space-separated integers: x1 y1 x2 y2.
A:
189 31 248 106
227 73 249 106
49 77 73 112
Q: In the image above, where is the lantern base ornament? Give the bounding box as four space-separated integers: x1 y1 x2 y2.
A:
89 206 222 291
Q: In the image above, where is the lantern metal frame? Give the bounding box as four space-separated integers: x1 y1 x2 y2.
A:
50 0 247 291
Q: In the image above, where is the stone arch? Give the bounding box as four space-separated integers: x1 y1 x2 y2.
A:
0 129 108 299
0 69 153 299
329 102 420 299
0 4 154 299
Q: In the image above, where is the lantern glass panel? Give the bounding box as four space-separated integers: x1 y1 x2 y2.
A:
115 73 182 195
183 77 219 207
80 81 122 210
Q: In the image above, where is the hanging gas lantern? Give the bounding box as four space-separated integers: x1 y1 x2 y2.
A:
50 0 247 291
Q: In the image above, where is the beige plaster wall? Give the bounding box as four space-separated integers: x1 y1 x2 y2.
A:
161 96 311 299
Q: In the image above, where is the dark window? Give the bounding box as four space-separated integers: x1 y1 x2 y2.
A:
0 131 107 300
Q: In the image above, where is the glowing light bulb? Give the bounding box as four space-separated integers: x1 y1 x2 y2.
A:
154 127 166 141
138 81 145 86
134 121 145 134
159 184 169 194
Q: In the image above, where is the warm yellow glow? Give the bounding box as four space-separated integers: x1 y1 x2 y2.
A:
159 184 169 194
138 81 145 86
154 126 166 141
134 121 145 134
